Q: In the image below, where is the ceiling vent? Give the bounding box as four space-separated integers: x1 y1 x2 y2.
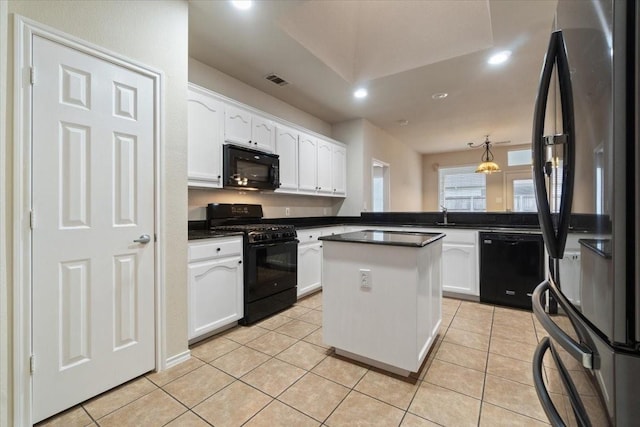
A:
264 73 289 86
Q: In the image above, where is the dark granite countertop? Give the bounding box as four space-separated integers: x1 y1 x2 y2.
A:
187 212 608 240
188 230 244 241
319 230 445 247
579 238 612 259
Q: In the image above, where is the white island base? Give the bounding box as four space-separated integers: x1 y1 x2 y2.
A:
320 231 444 376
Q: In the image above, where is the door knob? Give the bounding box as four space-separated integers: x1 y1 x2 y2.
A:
133 234 151 244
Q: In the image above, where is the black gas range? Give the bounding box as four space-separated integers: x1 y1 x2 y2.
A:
207 204 298 325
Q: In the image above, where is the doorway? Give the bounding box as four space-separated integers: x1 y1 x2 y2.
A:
372 159 390 212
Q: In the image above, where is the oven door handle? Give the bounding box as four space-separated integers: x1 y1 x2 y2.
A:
532 281 593 369
250 239 299 250
533 337 567 427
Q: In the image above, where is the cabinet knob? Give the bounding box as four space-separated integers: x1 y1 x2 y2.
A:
238 260 242 264
218 175 221 179
254 142 258 145
216 248 221 252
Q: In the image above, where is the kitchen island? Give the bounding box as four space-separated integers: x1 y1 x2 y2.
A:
319 230 445 376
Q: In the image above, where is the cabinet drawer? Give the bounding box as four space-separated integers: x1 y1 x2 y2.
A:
297 229 322 244
188 237 243 262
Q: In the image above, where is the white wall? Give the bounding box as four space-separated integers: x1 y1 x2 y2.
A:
333 119 365 216
2 2 188 423
1 1 9 425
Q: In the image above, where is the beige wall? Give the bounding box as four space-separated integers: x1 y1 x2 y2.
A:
1 1 9 424
363 120 423 212
2 1 189 423
333 118 423 214
422 143 532 211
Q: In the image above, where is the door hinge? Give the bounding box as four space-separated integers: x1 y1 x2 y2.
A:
30 67 36 85
30 355 35 374
29 210 35 229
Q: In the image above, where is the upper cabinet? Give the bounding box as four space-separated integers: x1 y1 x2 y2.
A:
275 125 299 192
298 133 346 196
187 83 346 197
224 105 274 152
187 86 224 188
331 144 346 196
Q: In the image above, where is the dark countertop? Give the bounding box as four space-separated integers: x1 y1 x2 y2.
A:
188 230 244 241
187 212 608 240
319 230 445 248
579 238 612 259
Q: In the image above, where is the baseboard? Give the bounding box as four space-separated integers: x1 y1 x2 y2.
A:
443 291 480 302
165 350 191 370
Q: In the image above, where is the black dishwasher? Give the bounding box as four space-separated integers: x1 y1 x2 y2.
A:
479 232 544 310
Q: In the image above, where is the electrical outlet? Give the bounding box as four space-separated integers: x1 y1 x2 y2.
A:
359 269 371 290
285 207 290 216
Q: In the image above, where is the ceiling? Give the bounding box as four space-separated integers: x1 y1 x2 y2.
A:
189 0 558 154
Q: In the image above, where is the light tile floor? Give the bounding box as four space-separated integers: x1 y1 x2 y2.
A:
37 293 561 426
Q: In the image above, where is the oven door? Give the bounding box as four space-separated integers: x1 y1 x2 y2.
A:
532 280 613 426
246 240 298 302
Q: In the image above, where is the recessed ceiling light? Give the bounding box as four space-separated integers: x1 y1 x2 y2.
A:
353 88 368 99
488 50 512 65
431 92 448 100
231 0 252 10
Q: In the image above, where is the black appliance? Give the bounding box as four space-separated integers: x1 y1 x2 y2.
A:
207 203 297 324
530 1 640 425
479 232 544 310
223 144 280 190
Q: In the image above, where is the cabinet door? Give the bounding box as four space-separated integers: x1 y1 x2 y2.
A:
275 125 298 191
316 140 333 195
559 251 581 305
331 144 347 196
188 256 243 339
297 242 322 297
442 243 478 295
187 88 223 188
251 115 275 152
224 105 252 146
298 133 318 192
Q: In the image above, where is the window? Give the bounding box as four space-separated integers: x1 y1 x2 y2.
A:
438 165 486 212
508 149 532 166
512 179 537 212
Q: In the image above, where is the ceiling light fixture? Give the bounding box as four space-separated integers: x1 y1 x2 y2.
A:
231 0 252 11
469 136 501 174
353 88 368 99
431 92 448 100
488 50 512 65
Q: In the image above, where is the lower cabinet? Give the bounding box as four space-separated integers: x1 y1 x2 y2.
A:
297 241 322 298
188 237 243 340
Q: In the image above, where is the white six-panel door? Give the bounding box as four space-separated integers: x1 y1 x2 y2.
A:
31 35 156 422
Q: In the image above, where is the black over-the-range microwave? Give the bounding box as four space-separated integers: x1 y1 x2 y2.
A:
222 144 280 190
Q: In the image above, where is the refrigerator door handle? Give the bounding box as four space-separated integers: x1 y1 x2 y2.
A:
554 30 576 258
533 337 567 427
532 31 575 259
532 281 593 369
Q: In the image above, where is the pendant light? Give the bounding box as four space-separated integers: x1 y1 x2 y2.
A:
473 136 501 174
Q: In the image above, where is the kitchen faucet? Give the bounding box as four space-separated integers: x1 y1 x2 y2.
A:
440 205 448 225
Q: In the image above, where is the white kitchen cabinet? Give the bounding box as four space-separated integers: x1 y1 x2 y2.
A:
298 240 323 298
421 228 478 296
298 133 318 192
298 133 346 197
331 144 347 196
187 85 224 188
275 125 298 192
316 140 333 195
558 233 603 307
188 237 244 340
224 104 275 152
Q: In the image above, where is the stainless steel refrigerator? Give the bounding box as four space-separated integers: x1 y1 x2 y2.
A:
530 0 639 425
